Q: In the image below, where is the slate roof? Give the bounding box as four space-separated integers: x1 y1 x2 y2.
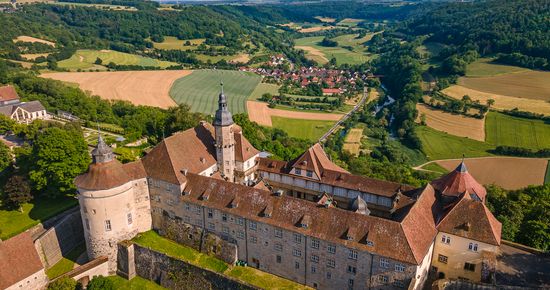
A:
0 85 19 102
17 100 45 113
0 232 44 289
0 105 15 117
181 173 437 265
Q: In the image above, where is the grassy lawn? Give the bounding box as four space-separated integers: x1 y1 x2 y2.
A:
132 231 306 289
421 162 449 175
0 195 78 240
294 36 372 65
417 126 494 160
465 58 529 77
271 116 335 141
132 231 228 273
58 49 178 70
248 83 280 100
152 37 205 51
105 275 166 290
169 69 261 115
485 112 550 150
46 243 87 279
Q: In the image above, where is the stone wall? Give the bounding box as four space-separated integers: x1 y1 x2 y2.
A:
156 213 237 264
33 207 85 268
117 242 259 290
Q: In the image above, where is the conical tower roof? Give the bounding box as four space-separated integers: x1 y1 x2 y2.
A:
92 134 114 163
431 160 487 202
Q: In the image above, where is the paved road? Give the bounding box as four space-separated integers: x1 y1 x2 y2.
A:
318 88 369 143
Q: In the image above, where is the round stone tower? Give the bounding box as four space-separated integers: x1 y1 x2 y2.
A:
75 134 143 272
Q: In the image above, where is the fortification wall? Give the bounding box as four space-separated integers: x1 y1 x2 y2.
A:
117 242 258 290
33 208 85 268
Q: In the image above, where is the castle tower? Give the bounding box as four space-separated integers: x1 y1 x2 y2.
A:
75 134 151 272
214 83 236 182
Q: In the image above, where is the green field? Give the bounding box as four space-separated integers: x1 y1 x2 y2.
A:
0 195 77 240
152 37 205 51
336 18 364 27
485 112 550 150
106 276 166 290
465 58 529 77
46 243 87 279
170 69 261 115
294 35 372 65
417 126 494 160
271 116 335 141
58 49 178 70
248 83 280 100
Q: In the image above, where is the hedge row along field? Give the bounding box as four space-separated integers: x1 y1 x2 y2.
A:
169 69 261 115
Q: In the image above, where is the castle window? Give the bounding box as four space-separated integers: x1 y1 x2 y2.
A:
347 265 357 275
327 244 336 254
222 213 228 222
250 236 257 244
249 221 257 231
380 258 390 268
311 239 320 249
348 249 358 260
311 265 317 274
276 255 282 263
395 263 405 272
393 279 405 288
464 262 476 272
327 259 335 268
127 213 133 225
85 219 90 230
274 228 283 238
310 255 319 263
295 168 301 175
348 278 354 288
441 235 451 244
293 249 302 257
438 254 448 264
105 220 112 231
274 243 283 252
293 233 302 244
185 203 190 210
208 222 215 230
295 261 300 269
222 226 229 234
236 217 244 226
207 209 213 218
237 231 245 239
306 170 313 178
468 243 478 252
366 240 374 246
195 206 201 215
377 275 388 284
326 272 332 279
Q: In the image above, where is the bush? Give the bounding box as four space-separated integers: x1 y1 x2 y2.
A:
87 276 114 290
48 277 77 290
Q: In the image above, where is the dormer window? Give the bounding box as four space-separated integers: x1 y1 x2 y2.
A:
295 168 302 175
306 170 313 178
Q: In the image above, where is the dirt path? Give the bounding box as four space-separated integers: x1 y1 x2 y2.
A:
247 101 343 126
42 70 192 108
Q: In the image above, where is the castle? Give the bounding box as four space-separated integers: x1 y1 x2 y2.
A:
75 86 501 289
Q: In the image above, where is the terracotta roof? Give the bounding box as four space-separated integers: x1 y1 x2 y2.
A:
234 131 259 162
0 232 44 289
291 143 348 178
141 123 217 184
0 85 19 102
322 88 342 94
75 159 134 190
259 157 413 198
181 173 436 264
431 161 487 201
437 196 501 246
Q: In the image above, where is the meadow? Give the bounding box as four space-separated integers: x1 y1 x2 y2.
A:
294 35 371 65
58 49 178 70
248 83 280 100
271 116 335 141
465 58 529 77
170 69 261 115
416 104 485 141
416 126 494 160
485 112 550 150
342 128 363 155
152 37 205 51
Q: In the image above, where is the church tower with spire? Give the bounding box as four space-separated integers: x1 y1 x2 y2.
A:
214 83 236 182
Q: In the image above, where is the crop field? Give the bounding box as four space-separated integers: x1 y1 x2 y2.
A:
332 33 376 48
271 116 335 141
170 70 261 115
314 16 336 23
343 128 363 155
152 37 205 51
337 18 364 27
58 49 178 70
416 104 485 141
465 58 529 77
435 157 548 190
417 126 494 160
294 36 371 65
485 112 550 150
247 101 343 126
248 83 280 100
41 70 190 108
443 85 550 115
13 35 55 46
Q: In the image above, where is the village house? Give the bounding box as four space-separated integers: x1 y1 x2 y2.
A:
0 85 49 123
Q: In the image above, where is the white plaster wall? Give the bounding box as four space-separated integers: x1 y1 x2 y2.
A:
5 269 48 290
413 241 435 289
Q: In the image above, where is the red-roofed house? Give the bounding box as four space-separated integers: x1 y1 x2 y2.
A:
0 232 48 290
322 88 342 95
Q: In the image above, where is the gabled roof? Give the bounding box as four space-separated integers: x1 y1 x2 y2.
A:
0 232 44 289
0 104 15 117
234 130 259 162
17 100 45 113
437 196 502 246
181 173 436 265
291 143 348 178
0 85 19 102
431 161 487 201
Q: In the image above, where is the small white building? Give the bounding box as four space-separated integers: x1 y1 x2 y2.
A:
0 85 49 123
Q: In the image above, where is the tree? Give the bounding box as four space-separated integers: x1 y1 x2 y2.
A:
87 276 114 290
486 98 495 108
94 57 102 65
3 175 32 211
47 277 77 290
0 141 11 173
28 127 90 197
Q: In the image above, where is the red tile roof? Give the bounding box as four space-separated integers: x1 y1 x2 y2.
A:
291 143 348 177
0 232 44 289
431 161 487 201
0 85 19 102
75 159 146 191
182 173 436 264
234 131 259 162
322 88 342 94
